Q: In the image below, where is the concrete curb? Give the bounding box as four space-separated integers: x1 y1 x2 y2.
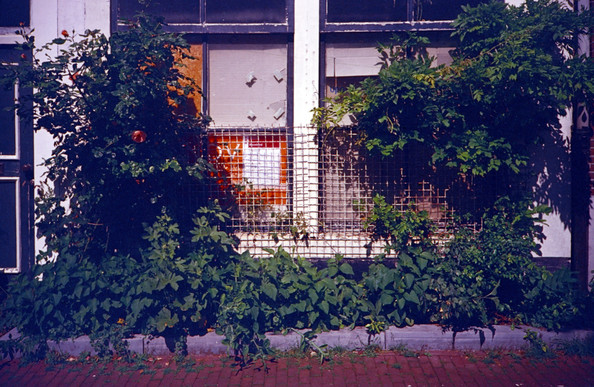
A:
2 325 592 359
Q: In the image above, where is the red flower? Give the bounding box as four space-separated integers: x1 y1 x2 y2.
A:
61 30 69 37
20 53 26 60
132 130 147 143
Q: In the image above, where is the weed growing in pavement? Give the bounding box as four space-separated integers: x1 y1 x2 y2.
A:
362 344 382 357
345 351 360 363
274 347 308 360
507 352 522 362
176 356 206 373
391 343 420 358
392 362 402 369
555 336 594 358
523 329 556 360
464 351 478 363
482 349 502 365
44 350 68 365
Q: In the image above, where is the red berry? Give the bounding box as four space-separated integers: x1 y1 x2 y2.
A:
61 30 69 37
131 130 147 143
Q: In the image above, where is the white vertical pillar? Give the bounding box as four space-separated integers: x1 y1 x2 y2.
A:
293 0 320 233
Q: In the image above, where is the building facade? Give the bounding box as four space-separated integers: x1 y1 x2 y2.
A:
0 0 592 286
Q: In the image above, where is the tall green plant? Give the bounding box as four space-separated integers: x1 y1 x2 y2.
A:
314 0 594 189
1 15 210 262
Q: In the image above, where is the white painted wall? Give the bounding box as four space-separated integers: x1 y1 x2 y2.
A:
31 0 110 255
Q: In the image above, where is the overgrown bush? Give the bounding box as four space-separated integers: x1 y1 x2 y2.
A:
217 247 361 366
1 14 211 263
1 4 592 367
362 195 587 333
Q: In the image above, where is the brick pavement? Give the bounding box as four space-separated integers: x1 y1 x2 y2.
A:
0 350 593 386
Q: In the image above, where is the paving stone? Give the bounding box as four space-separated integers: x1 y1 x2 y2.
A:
1 351 594 386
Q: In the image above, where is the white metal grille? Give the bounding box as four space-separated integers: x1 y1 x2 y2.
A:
206 126 490 258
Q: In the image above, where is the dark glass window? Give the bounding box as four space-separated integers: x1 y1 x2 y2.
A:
118 0 200 23
0 181 18 269
205 0 286 23
0 69 16 156
0 1 30 27
327 0 407 23
419 0 485 21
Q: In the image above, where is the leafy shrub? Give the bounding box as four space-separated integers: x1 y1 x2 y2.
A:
126 203 238 347
1 6 591 365
363 194 586 333
216 248 361 365
1 14 211 264
360 250 436 329
437 197 585 331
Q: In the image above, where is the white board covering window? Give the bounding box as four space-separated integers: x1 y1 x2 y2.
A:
209 39 287 127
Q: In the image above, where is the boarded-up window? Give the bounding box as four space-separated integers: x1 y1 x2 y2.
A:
208 37 287 127
175 43 203 116
326 39 454 102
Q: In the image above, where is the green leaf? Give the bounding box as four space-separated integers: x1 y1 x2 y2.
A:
403 291 420 305
319 300 330 315
380 292 394 306
261 282 278 301
339 263 354 276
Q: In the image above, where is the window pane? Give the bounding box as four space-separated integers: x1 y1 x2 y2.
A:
0 180 18 269
419 0 486 21
205 0 286 23
325 40 383 124
327 0 407 23
0 1 29 27
208 38 287 127
0 70 16 156
118 0 200 23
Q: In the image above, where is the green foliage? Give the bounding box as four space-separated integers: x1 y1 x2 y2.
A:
523 329 556 359
1 198 589 363
1 15 211 262
434 197 584 331
1 9 591 364
216 248 360 366
360 250 436 329
363 195 586 333
315 0 594 181
364 194 435 251
0 253 138 359
127 203 237 345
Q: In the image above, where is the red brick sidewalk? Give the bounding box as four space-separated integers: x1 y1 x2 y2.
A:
1 350 593 386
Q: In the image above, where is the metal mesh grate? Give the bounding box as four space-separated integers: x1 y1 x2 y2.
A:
205 126 497 258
